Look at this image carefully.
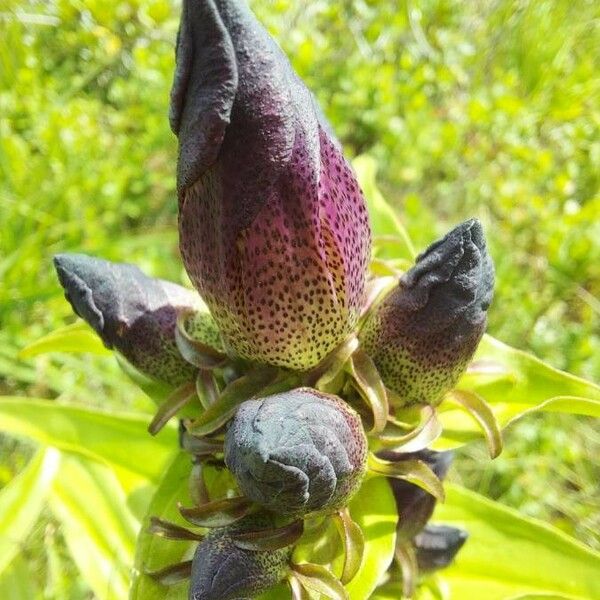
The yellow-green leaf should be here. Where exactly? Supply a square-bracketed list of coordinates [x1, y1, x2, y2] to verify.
[432, 485, 600, 599]
[436, 336, 600, 450]
[19, 321, 111, 358]
[0, 448, 60, 577]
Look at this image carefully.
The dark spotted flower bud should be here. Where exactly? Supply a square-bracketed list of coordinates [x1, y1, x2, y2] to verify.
[190, 514, 291, 600]
[172, 0, 371, 370]
[360, 219, 494, 406]
[54, 253, 219, 386]
[224, 388, 368, 516]
[382, 449, 453, 541]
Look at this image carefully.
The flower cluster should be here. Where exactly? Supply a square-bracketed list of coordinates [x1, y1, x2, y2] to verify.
[55, 1, 495, 598]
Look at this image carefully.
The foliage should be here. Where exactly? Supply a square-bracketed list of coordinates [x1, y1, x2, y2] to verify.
[1, 0, 599, 598]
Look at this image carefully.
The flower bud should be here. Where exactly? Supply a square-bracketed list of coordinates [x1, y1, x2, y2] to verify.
[381, 449, 453, 541]
[360, 219, 494, 406]
[171, 0, 371, 370]
[224, 388, 368, 516]
[190, 514, 291, 600]
[53, 253, 216, 386]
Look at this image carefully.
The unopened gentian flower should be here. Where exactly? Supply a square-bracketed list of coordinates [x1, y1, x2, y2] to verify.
[224, 388, 368, 516]
[189, 514, 291, 600]
[360, 219, 494, 406]
[171, 0, 371, 370]
[54, 253, 218, 386]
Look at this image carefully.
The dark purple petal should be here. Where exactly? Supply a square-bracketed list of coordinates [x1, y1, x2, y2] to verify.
[174, 0, 371, 370]
[360, 219, 494, 406]
[414, 524, 468, 572]
[54, 253, 208, 386]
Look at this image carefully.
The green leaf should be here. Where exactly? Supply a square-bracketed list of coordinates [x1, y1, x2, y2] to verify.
[368, 454, 445, 501]
[345, 477, 398, 600]
[0, 397, 177, 482]
[175, 311, 227, 369]
[0, 556, 37, 600]
[292, 562, 348, 600]
[374, 406, 441, 453]
[352, 155, 415, 260]
[506, 595, 585, 600]
[435, 335, 600, 449]
[148, 381, 197, 435]
[447, 390, 503, 458]
[49, 454, 139, 600]
[334, 509, 365, 585]
[346, 348, 389, 434]
[19, 321, 111, 358]
[0, 448, 60, 577]
[188, 368, 277, 436]
[432, 484, 600, 599]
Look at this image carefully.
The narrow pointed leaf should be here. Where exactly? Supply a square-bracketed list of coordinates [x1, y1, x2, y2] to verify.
[175, 312, 227, 369]
[188, 368, 277, 436]
[375, 406, 441, 452]
[306, 335, 359, 389]
[0, 448, 60, 578]
[19, 321, 111, 358]
[233, 519, 304, 551]
[148, 381, 196, 435]
[395, 540, 418, 599]
[195, 370, 219, 409]
[180, 432, 224, 457]
[147, 561, 193, 586]
[288, 574, 312, 600]
[179, 496, 253, 527]
[346, 348, 388, 433]
[49, 455, 139, 600]
[0, 398, 176, 482]
[368, 454, 445, 502]
[334, 509, 365, 585]
[448, 389, 503, 458]
[292, 563, 349, 600]
[189, 462, 210, 506]
[148, 517, 203, 541]
[436, 335, 600, 449]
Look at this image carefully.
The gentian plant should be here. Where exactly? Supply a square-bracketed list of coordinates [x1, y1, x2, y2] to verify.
[52, 0, 495, 597]
[26, 1, 595, 599]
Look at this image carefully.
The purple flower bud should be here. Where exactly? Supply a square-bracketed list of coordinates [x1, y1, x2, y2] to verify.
[224, 388, 368, 516]
[54, 253, 216, 386]
[360, 219, 494, 406]
[171, 0, 371, 370]
[381, 449, 453, 541]
[189, 514, 291, 600]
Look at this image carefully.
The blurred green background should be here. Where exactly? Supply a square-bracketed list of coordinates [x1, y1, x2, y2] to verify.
[1, 0, 599, 596]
